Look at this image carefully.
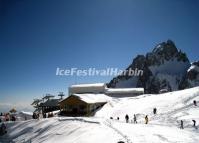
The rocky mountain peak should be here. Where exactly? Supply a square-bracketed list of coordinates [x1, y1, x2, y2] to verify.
[108, 40, 195, 94]
[146, 40, 188, 66]
[152, 40, 178, 56]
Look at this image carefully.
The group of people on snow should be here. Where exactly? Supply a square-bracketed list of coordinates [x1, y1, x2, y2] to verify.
[0, 113, 16, 122]
[180, 100, 198, 129]
[121, 108, 156, 124]
[180, 119, 197, 129]
[32, 112, 54, 120]
[0, 112, 16, 136]
[110, 101, 198, 130]
[123, 114, 149, 124]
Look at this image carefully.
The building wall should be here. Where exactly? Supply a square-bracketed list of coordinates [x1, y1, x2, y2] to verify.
[106, 92, 143, 97]
[59, 96, 106, 116]
[60, 96, 89, 115]
[68, 85, 105, 95]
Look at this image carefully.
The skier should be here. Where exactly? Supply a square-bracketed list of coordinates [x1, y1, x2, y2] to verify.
[145, 115, 149, 124]
[192, 120, 196, 127]
[180, 120, 184, 129]
[133, 114, 137, 124]
[125, 114, 129, 123]
[193, 100, 197, 106]
[153, 108, 157, 115]
[117, 117, 119, 120]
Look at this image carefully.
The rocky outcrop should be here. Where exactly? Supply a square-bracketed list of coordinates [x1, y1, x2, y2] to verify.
[179, 61, 199, 89]
[187, 61, 199, 80]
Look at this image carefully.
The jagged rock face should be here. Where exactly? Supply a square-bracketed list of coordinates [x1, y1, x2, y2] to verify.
[188, 61, 199, 80]
[108, 55, 148, 88]
[188, 69, 198, 80]
[108, 40, 193, 94]
[180, 61, 199, 89]
[147, 40, 178, 66]
[146, 40, 189, 66]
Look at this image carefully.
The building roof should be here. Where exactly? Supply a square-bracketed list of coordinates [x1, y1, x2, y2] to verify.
[70, 83, 105, 88]
[61, 93, 110, 104]
[105, 88, 144, 94]
[31, 99, 42, 105]
[40, 99, 61, 107]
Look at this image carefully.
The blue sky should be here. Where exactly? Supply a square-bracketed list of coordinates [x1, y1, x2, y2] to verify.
[0, 0, 198, 112]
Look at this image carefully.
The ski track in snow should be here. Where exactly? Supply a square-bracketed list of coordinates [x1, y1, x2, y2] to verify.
[103, 119, 133, 143]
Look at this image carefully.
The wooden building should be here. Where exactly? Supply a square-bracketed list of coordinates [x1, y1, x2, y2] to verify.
[59, 94, 109, 116]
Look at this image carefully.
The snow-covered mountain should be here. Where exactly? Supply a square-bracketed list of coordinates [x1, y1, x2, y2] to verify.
[108, 40, 198, 94]
[1, 87, 199, 143]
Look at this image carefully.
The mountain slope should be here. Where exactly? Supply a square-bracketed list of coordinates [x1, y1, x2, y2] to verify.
[1, 87, 199, 143]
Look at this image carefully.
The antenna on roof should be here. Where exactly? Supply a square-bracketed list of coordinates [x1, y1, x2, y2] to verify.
[58, 92, 65, 99]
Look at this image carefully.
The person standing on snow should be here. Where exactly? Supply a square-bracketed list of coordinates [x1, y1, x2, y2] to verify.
[125, 114, 129, 123]
[192, 120, 197, 129]
[180, 120, 184, 129]
[153, 108, 157, 115]
[193, 100, 197, 106]
[145, 115, 149, 124]
[133, 114, 137, 124]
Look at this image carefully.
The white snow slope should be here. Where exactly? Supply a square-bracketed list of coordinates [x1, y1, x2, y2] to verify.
[1, 87, 199, 143]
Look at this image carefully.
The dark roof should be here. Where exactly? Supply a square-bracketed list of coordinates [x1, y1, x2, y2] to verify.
[60, 94, 109, 104]
[39, 99, 61, 107]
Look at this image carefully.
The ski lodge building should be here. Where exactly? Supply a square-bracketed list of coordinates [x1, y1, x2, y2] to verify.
[59, 83, 144, 116]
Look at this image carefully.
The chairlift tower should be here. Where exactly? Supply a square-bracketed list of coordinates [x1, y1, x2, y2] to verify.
[58, 92, 65, 99]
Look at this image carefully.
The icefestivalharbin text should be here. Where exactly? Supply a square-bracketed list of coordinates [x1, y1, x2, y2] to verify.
[56, 67, 143, 77]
